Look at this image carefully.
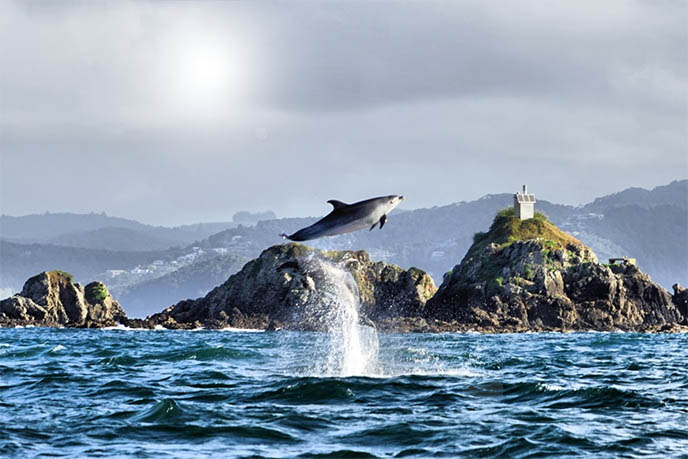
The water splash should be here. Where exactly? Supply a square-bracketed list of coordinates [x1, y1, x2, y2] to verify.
[285, 255, 468, 378]
[305, 256, 380, 377]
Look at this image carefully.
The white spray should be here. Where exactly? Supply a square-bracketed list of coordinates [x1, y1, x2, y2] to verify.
[306, 256, 380, 377]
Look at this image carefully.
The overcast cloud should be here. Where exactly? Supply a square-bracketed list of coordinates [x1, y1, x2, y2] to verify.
[1, 0, 686, 225]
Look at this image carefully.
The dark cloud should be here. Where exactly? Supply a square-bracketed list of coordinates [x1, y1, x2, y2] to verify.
[0, 0, 686, 225]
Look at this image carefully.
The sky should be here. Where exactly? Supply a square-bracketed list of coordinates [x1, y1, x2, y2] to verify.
[1, 0, 686, 226]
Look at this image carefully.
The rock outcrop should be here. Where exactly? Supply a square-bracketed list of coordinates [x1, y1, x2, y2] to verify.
[673, 284, 688, 320]
[147, 243, 437, 330]
[425, 209, 685, 332]
[0, 271, 126, 328]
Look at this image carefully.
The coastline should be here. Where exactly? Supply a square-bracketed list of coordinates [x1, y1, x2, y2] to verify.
[3, 320, 688, 334]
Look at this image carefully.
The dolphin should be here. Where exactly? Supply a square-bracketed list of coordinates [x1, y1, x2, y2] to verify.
[280, 195, 404, 242]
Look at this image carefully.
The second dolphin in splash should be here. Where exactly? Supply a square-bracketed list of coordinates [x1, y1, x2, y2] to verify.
[281, 195, 404, 242]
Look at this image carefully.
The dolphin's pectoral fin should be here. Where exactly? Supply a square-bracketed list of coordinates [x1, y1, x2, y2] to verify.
[369, 222, 377, 231]
[327, 200, 348, 210]
[379, 214, 387, 229]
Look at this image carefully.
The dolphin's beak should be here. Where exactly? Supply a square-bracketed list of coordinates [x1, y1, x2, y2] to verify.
[399, 195, 404, 201]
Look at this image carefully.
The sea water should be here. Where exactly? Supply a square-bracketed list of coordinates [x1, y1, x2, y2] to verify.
[1, 328, 687, 457]
[2, 259, 687, 457]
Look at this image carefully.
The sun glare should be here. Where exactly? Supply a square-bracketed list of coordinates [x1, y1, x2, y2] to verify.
[182, 45, 229, 95]
[163, 35, 250, 119]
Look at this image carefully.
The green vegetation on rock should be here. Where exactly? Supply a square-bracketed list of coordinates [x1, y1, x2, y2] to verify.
[47, 270, 74, 284]
[469, 208, 580, 257]
[459, 208, 587, 289]
[85, 282, 109, 304]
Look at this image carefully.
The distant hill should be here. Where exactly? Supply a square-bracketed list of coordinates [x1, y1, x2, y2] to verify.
[114, 253, 250, 317]
[0, 241, 182, 292]
[560, 204, 686, 289]
[1, 212, 146, 242]
[583, 180, 688, 212]
[232, 210, 277, 225]
[48, 227, 181, 251]
[0, 212, 238, 251]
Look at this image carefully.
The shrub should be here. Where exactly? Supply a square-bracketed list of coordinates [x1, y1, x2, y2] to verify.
[533, 212, 549, 222]
[49, 270, 73, 283]
[85, 282, 109, 304]
[473, 231, 488, 244]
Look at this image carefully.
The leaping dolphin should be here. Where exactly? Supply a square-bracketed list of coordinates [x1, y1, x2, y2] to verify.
[280, 195, 404, 242]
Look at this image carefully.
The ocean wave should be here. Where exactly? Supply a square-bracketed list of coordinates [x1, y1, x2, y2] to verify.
[101, 325, 150, 331]
[129, 398, 187, 423]
[494, 381, 664, 409]
[220, 327, 265, 333]
[2, 327, 687, 457]
[49, 344, 65, 352]
[250, 378, 359, 404]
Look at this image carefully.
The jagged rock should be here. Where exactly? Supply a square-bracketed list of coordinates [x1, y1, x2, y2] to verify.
[0, 271, 126, 327]
[673, 283, 688, 320]
[426, 209, 684, 331]
[147, 243, 437, 330]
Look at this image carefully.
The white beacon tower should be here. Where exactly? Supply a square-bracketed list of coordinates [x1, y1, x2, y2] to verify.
[513, 185, 536, 220]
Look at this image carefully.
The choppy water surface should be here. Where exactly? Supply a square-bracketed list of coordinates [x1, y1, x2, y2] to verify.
[1, 328, 687, 457]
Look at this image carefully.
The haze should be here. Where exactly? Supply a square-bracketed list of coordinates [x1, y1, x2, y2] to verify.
[1, 0, 686, 226]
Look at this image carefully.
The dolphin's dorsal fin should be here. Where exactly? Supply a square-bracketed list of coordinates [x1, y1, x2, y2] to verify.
[327, 200, 348, 210]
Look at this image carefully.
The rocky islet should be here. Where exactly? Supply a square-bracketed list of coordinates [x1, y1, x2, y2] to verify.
[0, 271, 126, 328]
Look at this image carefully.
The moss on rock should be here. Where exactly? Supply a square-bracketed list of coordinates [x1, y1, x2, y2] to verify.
[85, 282, 109, 304]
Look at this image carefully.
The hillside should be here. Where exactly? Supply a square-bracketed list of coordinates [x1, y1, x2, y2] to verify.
[0, 212, 237, 249]
[48, 227, 182, 252]
[0, 241, 183, 292]
[114, 253, 250, 317]
[583, 180, 688, 213]
[0, 212, 148, 242]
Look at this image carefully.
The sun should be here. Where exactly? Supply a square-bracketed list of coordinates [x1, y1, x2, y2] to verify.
[164, 36, 250, 118]
[181, 44, 230, 97]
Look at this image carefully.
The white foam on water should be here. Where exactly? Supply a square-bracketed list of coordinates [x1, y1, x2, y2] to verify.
[539, 382, 584, 392]
[294, 255, 483, 379]
[50, 344, 65, 352]
[306, 256, 380, 377]
[101, 324, 266, 332]
[102, 324, 149, 331]
[219, 327, 264, 333]
[405, 366, 483, 378]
